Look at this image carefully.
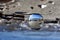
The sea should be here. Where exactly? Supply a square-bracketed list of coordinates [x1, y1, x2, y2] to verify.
[0, 24, 60, 40]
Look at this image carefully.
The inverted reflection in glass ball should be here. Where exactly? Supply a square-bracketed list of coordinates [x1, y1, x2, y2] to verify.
[28, 13, 43, 30]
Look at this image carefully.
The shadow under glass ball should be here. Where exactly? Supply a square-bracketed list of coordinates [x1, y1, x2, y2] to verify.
[31, 28, 41, 30]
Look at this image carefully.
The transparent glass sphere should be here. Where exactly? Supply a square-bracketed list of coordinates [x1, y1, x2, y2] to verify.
[28, 13, 43, 29]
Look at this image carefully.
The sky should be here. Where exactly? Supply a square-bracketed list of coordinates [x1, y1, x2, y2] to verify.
[29, 14, 43, 20]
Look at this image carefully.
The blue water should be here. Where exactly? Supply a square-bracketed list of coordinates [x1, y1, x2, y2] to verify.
[0, 31, 60, 40]
[0, 24, 60, 40]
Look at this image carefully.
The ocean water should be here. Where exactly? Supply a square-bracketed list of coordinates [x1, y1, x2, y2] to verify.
[0, 31, 60, 40]
[0, 24, 60, 40]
